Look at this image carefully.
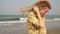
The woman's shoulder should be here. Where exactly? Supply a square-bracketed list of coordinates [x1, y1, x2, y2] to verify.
[27, 11, 36, 17]
[28, 11, 35, 15]
[29, 11, 34, 14]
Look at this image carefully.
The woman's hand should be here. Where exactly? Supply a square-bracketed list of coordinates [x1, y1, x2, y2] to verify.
[33, 6, 39, 13]
[33, 6, 42, 20]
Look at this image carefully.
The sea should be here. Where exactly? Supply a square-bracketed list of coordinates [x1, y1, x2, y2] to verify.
[0, 15, 60, 34]
[0, 15, 60, 21]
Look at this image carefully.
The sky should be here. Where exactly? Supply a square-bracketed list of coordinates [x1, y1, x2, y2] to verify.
[0, 0, 60, 15]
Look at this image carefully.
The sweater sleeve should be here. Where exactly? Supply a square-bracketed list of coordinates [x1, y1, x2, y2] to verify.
[27, 12, 38, 25]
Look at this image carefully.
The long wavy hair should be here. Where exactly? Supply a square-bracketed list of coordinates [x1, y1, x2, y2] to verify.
[19, 1, 51, 15]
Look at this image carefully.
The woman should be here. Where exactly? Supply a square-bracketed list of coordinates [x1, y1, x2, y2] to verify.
[27, 1, 51, 34]
[19, 0, 51, 34]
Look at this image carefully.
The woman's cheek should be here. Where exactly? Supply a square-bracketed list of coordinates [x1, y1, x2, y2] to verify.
[45, 11, 48, 13]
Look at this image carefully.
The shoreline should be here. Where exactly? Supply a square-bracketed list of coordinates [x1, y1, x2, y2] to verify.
[0, 19, 60, 23]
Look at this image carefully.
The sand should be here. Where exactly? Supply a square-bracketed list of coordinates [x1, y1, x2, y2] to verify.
[0, 20, 60, 34]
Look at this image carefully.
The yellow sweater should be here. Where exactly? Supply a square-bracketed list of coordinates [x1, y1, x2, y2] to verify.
[27, 12, 46, 34]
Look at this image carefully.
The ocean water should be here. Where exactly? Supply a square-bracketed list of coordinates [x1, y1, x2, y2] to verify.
[0, 15, 60, 21]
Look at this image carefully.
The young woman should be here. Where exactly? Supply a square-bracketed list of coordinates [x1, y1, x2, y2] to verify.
[19, 0, 51, 34]
[27, 1, 51, 34]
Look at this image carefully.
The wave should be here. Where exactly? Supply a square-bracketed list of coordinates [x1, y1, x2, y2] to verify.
[0, 18, 60, 23]
[53, 18, 60, 20]
[0, 20, 60, 23]
[19, 18, 60, 21]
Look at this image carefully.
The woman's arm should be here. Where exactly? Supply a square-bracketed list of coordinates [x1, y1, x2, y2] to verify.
[33, 6, 41, 20]
[33, 6, 44, 28]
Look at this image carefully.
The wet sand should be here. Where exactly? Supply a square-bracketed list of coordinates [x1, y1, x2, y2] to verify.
[0, 20, 60, 34]
[47, 28, 60, 34]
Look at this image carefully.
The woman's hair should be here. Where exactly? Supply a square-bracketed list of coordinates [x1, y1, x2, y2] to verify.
[20, 1, 51, 14]
[34, 1, 51, 9]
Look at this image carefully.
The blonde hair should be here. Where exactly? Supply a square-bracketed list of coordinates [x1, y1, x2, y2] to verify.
[19, 1, 51, 15]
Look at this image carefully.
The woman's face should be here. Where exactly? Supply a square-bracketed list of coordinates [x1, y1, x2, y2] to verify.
[40, 7, 49, 15]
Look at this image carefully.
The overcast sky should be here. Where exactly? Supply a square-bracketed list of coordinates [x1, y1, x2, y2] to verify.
[0, 0, 60, 15]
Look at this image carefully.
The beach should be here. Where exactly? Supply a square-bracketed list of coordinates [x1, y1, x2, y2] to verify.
[0, 20, 60, 34]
